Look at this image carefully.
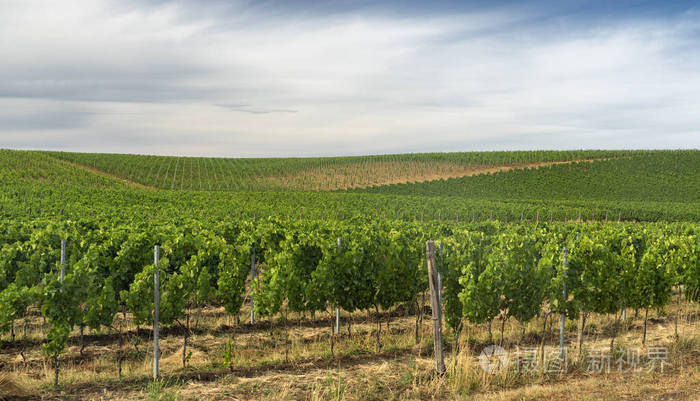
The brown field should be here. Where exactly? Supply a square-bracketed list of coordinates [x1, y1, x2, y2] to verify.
[264, 158, 618, 191]
[1, 295, 698, 401]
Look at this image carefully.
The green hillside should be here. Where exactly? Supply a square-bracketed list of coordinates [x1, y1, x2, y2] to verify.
[2, 149, 700, 222]
[353, 150, 700, 204]
[0, 149, 130, 191]
[43, 149, 631, 191]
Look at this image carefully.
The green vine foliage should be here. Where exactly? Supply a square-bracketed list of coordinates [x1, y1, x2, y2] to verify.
[0, 216, 698, 380]
[442, 230, 490, 329]
[631, 236, 673, 311]
[455, 231, 501, 326]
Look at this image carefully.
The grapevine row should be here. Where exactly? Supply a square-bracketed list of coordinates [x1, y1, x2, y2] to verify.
[1, 218, 698, 383]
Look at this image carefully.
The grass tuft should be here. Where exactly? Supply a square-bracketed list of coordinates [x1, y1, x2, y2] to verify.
[0, 373, 29, 399]
[147, 378, 180, 401]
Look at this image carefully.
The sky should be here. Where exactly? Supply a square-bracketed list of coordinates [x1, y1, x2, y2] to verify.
[1, 0, 699, 157]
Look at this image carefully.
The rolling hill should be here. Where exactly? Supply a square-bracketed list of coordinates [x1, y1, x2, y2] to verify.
[42, 150, 632, 191]
[2, 148, 699, 222]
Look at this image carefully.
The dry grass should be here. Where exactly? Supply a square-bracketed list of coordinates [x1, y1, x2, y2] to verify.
[465, 366, 700, 401]
[1, 298, 698, 400]
[0, 372, 28, 400]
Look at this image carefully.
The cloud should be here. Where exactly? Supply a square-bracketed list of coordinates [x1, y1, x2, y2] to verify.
[216, 104, 298, 114]
[0, 0, 699, 156]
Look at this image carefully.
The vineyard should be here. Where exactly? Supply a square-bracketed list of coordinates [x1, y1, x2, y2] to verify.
[352, 150, 700, 204]
[43, 150, 633, 191]
[4, 149, 700, 223]
[1, 216, 699, 399]
[1, 149, 700, 400]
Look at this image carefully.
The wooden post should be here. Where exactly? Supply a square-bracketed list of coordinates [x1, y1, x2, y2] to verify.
[559, 247, 567, 359]
[153, 245, 160, 380]
[426, 241, 445, 375]
[437, 242, 443, 306]
[250, 246, 256, 324]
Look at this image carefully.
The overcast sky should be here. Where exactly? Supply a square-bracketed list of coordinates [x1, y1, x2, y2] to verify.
[1, 0, 699, 157]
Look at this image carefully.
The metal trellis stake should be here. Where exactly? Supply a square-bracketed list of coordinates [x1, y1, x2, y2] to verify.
[60, 239, 66, 283]
[335, 237, 341, 334]
[560, 246, 568, 359]
[250, 245, 256, 324]
[153, 245, 160, 380]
